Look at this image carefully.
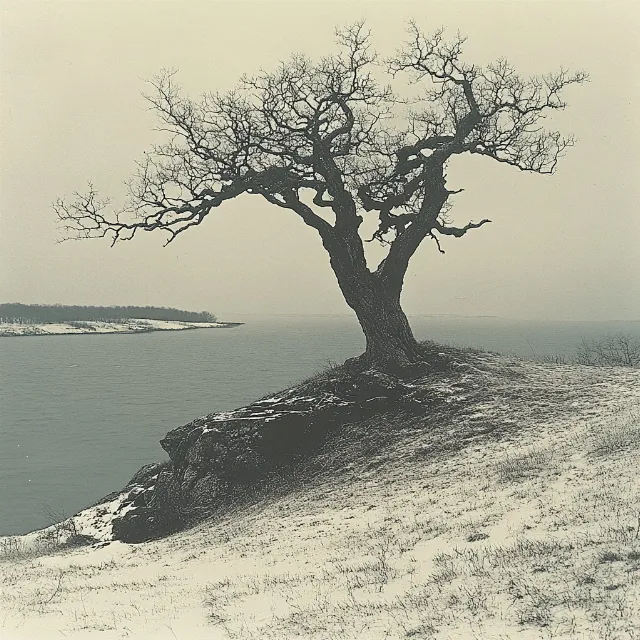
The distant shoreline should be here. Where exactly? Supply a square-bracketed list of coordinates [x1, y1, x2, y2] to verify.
[0, 319, 243, 338]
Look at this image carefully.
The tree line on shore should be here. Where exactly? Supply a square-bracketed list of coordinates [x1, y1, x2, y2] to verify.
[0, 303, 217, 324]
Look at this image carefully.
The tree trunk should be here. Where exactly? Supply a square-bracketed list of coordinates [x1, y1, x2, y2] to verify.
[327, 253, 420, 368]
[319, 217, 423, 370]
[350, 280, 421, 368]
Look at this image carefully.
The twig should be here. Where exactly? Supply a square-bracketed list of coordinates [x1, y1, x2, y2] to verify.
[42, 571, 65, 604]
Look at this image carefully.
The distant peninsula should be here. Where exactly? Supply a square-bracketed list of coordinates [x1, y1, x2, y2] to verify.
[0, 303, 242, 337]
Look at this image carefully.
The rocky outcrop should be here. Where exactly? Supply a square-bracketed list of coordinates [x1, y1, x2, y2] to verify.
[75, 345, 640, 545]
[110, 366, 447, 543]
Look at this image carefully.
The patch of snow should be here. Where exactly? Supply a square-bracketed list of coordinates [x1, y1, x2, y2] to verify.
[72, 493, 133, 542]
[0, 319, 236, 337]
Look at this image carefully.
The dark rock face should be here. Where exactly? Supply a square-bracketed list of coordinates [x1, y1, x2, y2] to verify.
[110, 368, 437, 543]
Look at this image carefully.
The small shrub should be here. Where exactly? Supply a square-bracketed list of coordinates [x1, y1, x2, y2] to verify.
[516, 601, 552, 627]
[495, 447, 554, 482]
[590, 411, 640, 455]
[598, 550, 623, 563]
[536, 354, 569, 365]
[61, 533, 98, 548]
[405, 623, 437, 638]
[39, 505, 85, 547]
[576, 333, 640, 367]
[67, 321, 97, 331]
[466, 532, 490, 542]
[0, 536, 23, 561]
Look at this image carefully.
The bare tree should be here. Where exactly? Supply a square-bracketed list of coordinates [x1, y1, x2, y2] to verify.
[576, 334, 640, 367]
[56, 22, 587, 369]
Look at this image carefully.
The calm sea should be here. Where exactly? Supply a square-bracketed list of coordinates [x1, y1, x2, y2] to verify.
[1, 314, 638, 536]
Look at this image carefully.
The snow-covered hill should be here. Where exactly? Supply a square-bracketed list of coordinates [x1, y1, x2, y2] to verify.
[1, 352, 638, 640]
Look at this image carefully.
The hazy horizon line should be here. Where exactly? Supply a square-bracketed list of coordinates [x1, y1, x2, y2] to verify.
[2, 303, 638, 324]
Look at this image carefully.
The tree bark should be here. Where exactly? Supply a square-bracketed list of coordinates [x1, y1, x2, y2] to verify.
[323, 231, 420, 369]
[349, 278, 421, 368]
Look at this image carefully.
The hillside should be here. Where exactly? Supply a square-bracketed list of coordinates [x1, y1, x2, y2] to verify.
[1, 348, 639, 640]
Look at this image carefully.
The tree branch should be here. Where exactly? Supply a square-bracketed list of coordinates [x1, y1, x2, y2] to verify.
[432, 218, 491, 237]
[56, 20, 585, 303]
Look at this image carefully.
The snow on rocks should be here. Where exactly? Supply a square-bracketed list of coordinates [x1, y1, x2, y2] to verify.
[106, 368, 428, 542]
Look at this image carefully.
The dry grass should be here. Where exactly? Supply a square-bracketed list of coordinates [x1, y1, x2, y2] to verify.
[494, 446, 557, 482]
[589, 409, 640, 456]
[0, 515, 96, 564]
[1, 356, 639, 640]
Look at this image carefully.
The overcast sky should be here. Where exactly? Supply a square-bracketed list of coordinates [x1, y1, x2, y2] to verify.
[1, 0, 638, 321]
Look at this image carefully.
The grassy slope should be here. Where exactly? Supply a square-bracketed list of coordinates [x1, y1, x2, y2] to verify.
[1, 352, 639, 640]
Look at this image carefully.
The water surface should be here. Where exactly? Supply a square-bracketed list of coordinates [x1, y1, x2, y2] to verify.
[1, 315, 638, 535]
